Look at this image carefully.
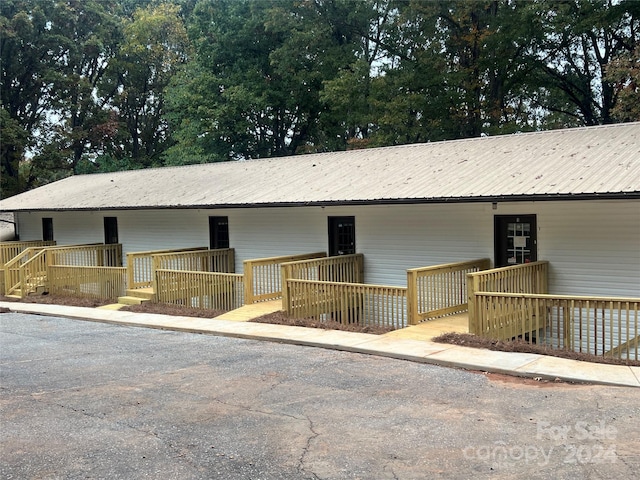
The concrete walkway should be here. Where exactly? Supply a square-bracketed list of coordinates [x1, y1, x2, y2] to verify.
[1, 300, 638, 388]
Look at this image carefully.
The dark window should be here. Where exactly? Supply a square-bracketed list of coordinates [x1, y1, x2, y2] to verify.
[104, 217, 119, 244]
[494, 215, 537, 267]
[42, 218, 54, 241]
[328, 216, 355, 256]
[209, 216, 230, 249]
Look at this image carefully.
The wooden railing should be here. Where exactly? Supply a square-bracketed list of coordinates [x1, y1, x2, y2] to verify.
[472, 292, 640, 360]
[243, 252, 326, 304]
[48, 265, 127, 300]
[48, 244, 123, 267]
[155, 269, 244, 311]
[0, 240, 55, 264]
[152, 248, 235, 275]
[467, 261, 549, 334]
[281, 254, 365, 309]
[4, 247, 48, 297]
[150, 248, 235, 296]
[1, 241, 56, 293]
[407, 258, 490, 324]
[4, 244, 123, 298]
[126, 247, 207, 290]
[284, 279, 407, 329]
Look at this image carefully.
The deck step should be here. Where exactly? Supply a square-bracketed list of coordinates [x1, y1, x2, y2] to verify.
[5, 294, 21, 300]
[125, 288, 155, 300]
[117, 296, 150, 306]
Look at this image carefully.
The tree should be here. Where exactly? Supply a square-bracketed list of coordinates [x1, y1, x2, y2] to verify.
[525, 0, 639, 126]
[101, 2, 189, 169]
[163, 0, 368, 163]
[1, 0, 124, 196]
[365, 0, 543, 145]
[318, 0, 396, 149]
[1, 0, 65, 196]
[606, 43, 640, 122]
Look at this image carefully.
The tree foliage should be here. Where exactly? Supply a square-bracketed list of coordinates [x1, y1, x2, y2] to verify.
[1, 0, 638, 198]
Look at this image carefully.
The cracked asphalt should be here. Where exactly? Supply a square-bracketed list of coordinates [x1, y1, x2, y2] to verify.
[1, 313, 639, 480]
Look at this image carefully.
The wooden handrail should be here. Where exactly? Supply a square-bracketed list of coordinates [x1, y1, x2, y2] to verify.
[48, 265, 127, 300]
[471, 291, 640, 360]
[244, 252, 326, 304]
[280, 254, 364, 309]
[284, 278, 407, 329]
[406, 258, 490, 325]
[0, 240, 55, 265]
[4, 247, 46, 296]
[4, 244, 123, 297]
[467, 261, 549, 334]
[150, 248, 235, 294]
[155, 269, 244, 311]
[126, 247, 207, 290]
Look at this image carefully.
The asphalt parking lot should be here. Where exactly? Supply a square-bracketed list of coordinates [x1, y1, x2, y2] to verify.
[1, 312, 639, 479]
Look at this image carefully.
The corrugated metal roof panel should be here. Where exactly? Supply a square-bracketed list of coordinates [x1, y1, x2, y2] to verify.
[1, 123, 639, 212]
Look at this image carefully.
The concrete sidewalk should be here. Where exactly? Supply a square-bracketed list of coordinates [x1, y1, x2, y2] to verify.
[2, 301, 639, 388]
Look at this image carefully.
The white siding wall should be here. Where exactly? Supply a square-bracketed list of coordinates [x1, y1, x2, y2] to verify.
[15, 199, 640, 297]
[17, 211, 105, 245]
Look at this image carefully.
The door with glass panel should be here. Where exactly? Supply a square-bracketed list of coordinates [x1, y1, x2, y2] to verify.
[494, 215, 537, 267]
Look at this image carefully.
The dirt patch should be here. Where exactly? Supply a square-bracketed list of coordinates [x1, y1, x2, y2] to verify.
[473, 371, 583, 387]
[250, 310, 395, 335]
[434, 332, 640, 367]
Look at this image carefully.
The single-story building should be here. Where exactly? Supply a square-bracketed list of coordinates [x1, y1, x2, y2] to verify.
[1, 122, 639, 300]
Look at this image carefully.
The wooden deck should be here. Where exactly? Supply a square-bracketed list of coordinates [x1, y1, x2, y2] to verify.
[215, 300, 283, 322]
[383, 312, 469, 341]
[218, 301, 468, 341]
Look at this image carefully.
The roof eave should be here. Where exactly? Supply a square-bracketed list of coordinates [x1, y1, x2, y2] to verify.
[2, 192, 639, 213]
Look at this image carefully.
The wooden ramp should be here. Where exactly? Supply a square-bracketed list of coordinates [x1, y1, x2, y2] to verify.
[215, 300, 283, 322]
[384, 312, 469, 342]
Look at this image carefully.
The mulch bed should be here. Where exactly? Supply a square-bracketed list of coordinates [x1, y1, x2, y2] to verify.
[250, 310, 395, 335]
[120, 302, 226, 318]
[433, 332, 640, 367]
[2, 294, 638, 366]
[0, 294, 113, 308]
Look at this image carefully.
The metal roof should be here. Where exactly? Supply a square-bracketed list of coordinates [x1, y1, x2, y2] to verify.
[1, 123, 639, 212]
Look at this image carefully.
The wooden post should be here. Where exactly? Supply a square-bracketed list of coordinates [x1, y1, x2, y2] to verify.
[356, 254, 365, 283]
[96, 246, 104, 267]
[281, 263, 291, 315]
[467, 272, 478, 335]
[151, 255, 160, 296]
[228, 248, 235, 273]
[406, 269, 418, 325]
[126, 253, 134, 291]
[243, 259, 254, 305]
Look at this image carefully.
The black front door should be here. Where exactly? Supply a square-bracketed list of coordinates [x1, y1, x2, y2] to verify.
[209, 216, 229, 249]
[42, 218, 54, 241]
[104, 217, 118, 244]
[494, 215, 537, 267]
[328, 216, 355, 256]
